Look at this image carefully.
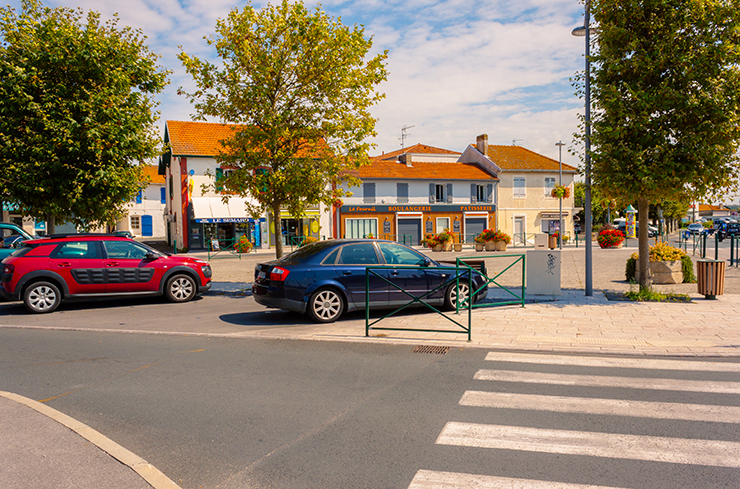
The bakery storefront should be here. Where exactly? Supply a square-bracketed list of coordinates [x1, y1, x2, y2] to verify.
[188, 197, 265, 250]
[340, 204, 496, 246]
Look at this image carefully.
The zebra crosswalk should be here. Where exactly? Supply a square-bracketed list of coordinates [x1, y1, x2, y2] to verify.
[408, 352, 740, 488]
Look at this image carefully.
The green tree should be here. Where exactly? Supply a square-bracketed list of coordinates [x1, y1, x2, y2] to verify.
[178, 0, 388, 258]
[0, 0, 169, 232]
[585, 0, 740, 289]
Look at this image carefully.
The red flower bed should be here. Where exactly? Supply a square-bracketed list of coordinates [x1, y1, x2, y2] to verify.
[597, 229, 624, 248]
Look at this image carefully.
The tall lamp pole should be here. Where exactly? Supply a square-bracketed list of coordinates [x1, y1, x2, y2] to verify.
[556, 141, 566, 250]
[572, 1, 595, 296]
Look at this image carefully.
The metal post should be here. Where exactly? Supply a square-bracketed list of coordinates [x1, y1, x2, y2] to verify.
[556, 141, 565, 250]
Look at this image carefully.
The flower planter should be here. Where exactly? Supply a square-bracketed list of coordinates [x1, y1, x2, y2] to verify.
[432, 244, 443, 252]
[548, 235, 557, 249]
[635, 260, 683, 284]
[453, 243, 463, 252]
[599, 241, 624, 249]
[475, 243, 485, 252]
[484, 241, 496, 251]
[494, 240, 507, 251]
[442, 241, 453, 252]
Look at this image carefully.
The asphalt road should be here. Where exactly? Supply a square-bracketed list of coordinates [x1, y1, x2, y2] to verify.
[1, 321, 739, 488]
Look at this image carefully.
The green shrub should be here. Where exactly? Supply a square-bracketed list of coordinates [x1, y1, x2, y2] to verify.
[625, 257, 636, 281]
[682, 255, 696, 283]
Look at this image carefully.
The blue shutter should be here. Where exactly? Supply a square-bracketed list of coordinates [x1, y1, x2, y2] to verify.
[141, 215, 153, 236]
[135, 191, 142, 204]
[160, 187, 166, 204]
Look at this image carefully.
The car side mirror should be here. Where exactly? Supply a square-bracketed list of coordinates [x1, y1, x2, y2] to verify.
[145, 252, 159, 261]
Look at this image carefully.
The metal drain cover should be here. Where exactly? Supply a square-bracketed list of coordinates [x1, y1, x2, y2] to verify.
[413, 345, 450, 355]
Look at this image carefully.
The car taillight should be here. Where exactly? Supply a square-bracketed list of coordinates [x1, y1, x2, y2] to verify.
[270, 266, 290, 282]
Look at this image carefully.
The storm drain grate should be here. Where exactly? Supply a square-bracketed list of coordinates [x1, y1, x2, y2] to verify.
[413, 345, 451, 355]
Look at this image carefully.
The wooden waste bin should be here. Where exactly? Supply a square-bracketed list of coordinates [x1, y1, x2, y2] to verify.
[697, 259, 725, 300]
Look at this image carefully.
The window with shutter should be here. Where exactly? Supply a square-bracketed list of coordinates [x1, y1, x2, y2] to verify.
[363, 183, 376, 204]
[397, 183, 409, 203]
[513, 177, 526, 198]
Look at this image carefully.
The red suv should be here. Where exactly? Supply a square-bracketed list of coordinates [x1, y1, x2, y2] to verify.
[1, 234, 212, 313]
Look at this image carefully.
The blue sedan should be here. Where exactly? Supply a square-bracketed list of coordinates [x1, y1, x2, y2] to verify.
[252, 239, 488, 323]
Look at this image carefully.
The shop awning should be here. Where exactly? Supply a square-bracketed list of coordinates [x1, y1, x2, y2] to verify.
[192, 197, 251, 223]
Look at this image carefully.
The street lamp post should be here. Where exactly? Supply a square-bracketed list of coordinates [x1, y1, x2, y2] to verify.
[572, 1, 595, 296]
[556, 141, 565, 249]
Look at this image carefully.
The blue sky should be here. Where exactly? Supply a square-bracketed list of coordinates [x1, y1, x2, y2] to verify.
[7, 0, 589, 165]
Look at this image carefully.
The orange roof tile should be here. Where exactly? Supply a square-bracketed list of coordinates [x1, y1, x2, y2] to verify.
[167, 120, 237, 156]
[141, 165, 164, 184]
[485, 145, 578, 172]
[372, 143, 460, 161]
[351, 159, 496, 180]
[698, 204, 730, 212]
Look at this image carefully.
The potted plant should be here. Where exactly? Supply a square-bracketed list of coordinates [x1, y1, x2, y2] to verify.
[474, 234, 485, 252]
[422, 233, 442, 251]
[551, 185, 570, 199]
[234, 235, 253, 253]
[597, 228, 625, 248]
[479, 229, 497, 251]
[436, 229, 454, 251]
[492, 230, 511, 251]
[626, 241, 694, 284]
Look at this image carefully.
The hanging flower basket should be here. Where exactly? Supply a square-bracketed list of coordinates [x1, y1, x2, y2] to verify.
[551, 185, 571, 199]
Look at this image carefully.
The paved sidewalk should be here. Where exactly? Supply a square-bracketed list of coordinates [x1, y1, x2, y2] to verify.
[0, 392, 179, 489]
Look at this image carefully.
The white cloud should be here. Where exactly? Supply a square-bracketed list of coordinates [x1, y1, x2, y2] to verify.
[6, 0, 588, 169]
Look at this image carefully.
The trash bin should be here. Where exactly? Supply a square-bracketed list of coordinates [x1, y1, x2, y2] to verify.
[697, 259, 725, 300]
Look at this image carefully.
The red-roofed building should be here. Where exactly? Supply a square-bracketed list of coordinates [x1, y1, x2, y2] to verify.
[158, 121, 331, 250]
[337, 143, 498, 245]
[458, 135, 580, 243]
[114, 165, 167, 238]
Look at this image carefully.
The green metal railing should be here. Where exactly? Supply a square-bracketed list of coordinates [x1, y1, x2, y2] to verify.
[365, 265, 473, 340]
[206, 237, 255, 260]
[456, 254, 526, 310]
[289, 235, 326, 251]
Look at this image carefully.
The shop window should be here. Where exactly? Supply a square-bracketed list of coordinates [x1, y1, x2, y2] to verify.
[513, 177, 526, 198]
[345, 218, 377, 239]
[545, 177, 556, 197]
[437, 217, 450, 233]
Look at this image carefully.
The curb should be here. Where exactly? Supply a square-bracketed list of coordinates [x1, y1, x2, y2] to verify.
[0, 391, 181, 489]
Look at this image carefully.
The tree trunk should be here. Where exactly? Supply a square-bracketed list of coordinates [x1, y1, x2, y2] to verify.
[45, 213, 55, 235]
[638, 197, 651, 291]
[272, 202, 284, 259]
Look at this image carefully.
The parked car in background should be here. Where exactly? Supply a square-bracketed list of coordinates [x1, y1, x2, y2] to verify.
[0, 222, 33, 261]
[113, 230, 134, 238]
[687, 223, 705, 235]
[1, 234, 212, 313]
[252, 239, 489, 323]
[718, 222, 740, 241]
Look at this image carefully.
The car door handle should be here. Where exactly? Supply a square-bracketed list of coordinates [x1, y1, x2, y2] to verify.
[391, 271, 399, 276]
[343, 271, 353, 276]
[57, 262, 71, 268]
[106, 262, 119, 267]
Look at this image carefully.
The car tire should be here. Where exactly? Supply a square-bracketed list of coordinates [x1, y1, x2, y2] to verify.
[307, 288, 345, 323]
[165, 274, 197, 303]
[23, 281, 61, 314]
[444, 280, 472, 310]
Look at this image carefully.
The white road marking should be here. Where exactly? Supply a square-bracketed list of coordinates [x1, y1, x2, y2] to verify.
[474, 369, 740, 394]
[459, 390, 740, 423]
[408, 470, 625, 488]
[485, 352, 740, 372]
[436, 422, 740, 468]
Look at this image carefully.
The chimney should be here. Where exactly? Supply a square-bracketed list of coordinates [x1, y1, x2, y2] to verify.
[476, 134, 488, 155]
[400, 153, 412, 167]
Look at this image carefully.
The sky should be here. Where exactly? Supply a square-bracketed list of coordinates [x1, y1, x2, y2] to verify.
[5, 0, 738, 206]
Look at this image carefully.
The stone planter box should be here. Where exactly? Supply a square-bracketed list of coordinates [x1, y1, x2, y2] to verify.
[475, 243, 485, 252]
[494, 240, 508, 251]
[453, 243, 463, 252]
[484, 241, 495, 251]
[442, 241, 453, 252]
[432, 244, 443, 252]
[635, 260, 683, 284]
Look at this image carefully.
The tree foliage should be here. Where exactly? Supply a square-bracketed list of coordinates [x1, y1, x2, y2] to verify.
[178, 0, 388, 258]
[584, 0, 740, 288]
[0, 0, 169, 231]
